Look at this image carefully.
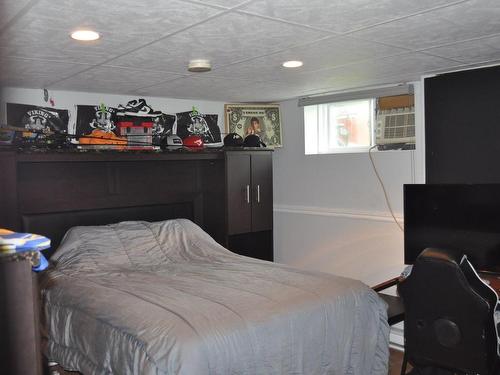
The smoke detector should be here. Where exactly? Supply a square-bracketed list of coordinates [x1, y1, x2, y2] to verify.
[188, 59, 212, 73]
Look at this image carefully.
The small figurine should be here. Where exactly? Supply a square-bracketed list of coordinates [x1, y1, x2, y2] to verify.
[0, 229, 50, 271]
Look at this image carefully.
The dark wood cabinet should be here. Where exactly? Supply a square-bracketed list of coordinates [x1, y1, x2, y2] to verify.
[226, 153, 252, 235]
[0, 149, 273, 261]
[225, 151, 273, 261]
[250, 153, 273, 233]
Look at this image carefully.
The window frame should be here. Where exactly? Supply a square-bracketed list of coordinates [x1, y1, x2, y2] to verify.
[304, 97, 376, 155]
[301, 85, 415, 155]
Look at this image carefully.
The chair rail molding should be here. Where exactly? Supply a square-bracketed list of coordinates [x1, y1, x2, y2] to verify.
[274, 204, 403, 223]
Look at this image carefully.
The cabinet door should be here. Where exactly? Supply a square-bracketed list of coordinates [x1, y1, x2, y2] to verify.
[251, 153, 273, 232]
[226, 153, 252, 235]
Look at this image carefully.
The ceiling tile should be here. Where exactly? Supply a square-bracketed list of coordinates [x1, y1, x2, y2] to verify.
[225, 81, 308, 102]
[50, 66, 185, 94]
[1, 0, 499, 102]
[255, 52, 461, 95]
[237, 0, 462, 33]
[351, 0, 500, 50]
[422, 34, 500, 64]
[132, 68, 418, 103]
[182, 0, 253, 8]
[311, 52, 460, 83]
[0, 74, 55, 89]
[205, 35, 407, 81]
[0, 0, 222, 64]
[0, 57, 92, 88]
[132, 75, 253, 101]
[131, 74, 307, 103]
[108, 12, 330, 73]
[0, 0, 33, 30]
[0, 23, 123, 65]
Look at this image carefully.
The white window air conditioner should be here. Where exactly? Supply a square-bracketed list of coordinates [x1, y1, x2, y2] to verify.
[375, 106, 415, 145]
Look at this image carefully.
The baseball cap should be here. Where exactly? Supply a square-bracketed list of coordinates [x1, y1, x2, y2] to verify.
[223, 133, 244, 147]
[243, 134, 266, 148]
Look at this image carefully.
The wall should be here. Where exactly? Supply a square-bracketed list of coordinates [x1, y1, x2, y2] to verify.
[273, 82, 424, 286]
[0, 87, 225, 134]
[272, 82, 424, 347]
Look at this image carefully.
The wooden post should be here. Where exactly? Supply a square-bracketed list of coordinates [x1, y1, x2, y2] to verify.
[0, 254, 41, 375]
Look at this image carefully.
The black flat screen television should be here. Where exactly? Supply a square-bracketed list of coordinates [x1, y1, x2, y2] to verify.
[404, 184, 500, 273]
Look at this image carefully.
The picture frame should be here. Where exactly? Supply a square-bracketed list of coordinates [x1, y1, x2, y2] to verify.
[224, 104, 282, 148]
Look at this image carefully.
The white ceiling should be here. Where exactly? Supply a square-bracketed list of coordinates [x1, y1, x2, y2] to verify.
[1, 0, 500, 102]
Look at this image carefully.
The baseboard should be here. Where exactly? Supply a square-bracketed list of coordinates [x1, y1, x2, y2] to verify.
[274, 204, 403, 223]
[389, 325, 404, 351]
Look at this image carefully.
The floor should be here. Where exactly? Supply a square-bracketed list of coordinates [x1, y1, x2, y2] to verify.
[389, 348, 408, 375]
[47, 350, 408, 375]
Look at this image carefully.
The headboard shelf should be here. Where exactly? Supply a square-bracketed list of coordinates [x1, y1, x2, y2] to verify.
[0, 150, 226, 255]
[12, 149, 224, 163]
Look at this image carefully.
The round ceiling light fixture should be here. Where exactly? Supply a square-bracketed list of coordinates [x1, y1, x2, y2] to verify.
[188, 59, 212, 73]
[282, 60, 303, 68]
[70, 29, 100, 41]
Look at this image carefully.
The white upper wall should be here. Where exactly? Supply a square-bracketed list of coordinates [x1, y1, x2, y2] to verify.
[273, 81, 424, 215]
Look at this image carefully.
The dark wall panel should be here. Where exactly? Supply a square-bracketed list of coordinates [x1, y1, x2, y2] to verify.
[425, 65, 500, 183]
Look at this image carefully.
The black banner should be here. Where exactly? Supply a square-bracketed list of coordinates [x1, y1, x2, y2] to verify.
[76, 105, 119, 137]
[7, 103, 69, 144]
[152, 114, 176, 144]
[76, 105, 176, 144]
[175, 111, 221, 144]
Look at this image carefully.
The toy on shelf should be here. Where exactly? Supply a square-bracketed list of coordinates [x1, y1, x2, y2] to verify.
[78, 128, 128, 149]
[114, 99, 163, 149]
[0, 229, 50, 271]
[117, 121, 153, 150]
[78, 103, 128, 149]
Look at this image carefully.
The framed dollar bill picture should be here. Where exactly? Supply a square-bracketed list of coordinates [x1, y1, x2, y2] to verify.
[224, 104, 282, 147]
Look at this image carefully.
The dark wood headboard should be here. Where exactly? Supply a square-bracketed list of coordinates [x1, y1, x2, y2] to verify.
[0, 150, 226, 257]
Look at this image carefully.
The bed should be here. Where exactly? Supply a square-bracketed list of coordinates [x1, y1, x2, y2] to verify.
[40, 218, 389, 375]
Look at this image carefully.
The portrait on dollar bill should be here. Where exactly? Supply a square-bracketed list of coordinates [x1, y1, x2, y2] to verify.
[224, 104, 282, 148]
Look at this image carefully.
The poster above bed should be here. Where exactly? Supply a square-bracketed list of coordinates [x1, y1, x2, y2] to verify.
[6, 103, 69, 146]
[3, 97, 225, 151]
[175, 108, 222, 146]
[76, 102, 176, 149]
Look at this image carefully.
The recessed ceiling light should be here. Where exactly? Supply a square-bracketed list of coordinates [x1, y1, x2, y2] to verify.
[282, 60, 303, 68]
[70, 30, 100, 41]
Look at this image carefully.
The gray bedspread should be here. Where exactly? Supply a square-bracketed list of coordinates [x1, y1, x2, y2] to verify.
[41, 219, 389, 375]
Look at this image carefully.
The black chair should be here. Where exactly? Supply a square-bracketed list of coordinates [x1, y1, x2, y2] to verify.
[398, 248, 500, 375]
[372, 277, 405, 326]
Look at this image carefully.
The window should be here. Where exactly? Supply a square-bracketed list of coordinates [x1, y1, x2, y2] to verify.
[304, 99, 374, 154]
[301, 86, 415, 155]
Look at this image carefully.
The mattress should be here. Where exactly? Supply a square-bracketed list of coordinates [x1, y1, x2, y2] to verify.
[41, 219, 389, 374]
